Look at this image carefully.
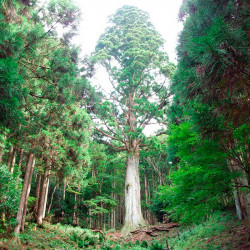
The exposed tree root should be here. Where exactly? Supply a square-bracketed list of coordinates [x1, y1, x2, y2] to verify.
[131, 223, 179, 236]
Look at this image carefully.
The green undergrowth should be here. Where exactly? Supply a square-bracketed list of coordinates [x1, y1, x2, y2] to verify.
[0, 222, 167, 250]
[100, 240, 166, 250]
[0, 212, 246, 249]
[0, 223, 104, 249]
[168, 212, 241, 250]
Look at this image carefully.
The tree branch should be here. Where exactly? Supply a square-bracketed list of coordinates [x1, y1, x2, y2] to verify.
[147, 131, 167, 139]
[98, 140, 126, 151]
[94, 126, 121, 142]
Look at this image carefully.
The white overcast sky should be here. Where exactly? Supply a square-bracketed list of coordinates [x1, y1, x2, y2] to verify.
[74, 0, 183, 63]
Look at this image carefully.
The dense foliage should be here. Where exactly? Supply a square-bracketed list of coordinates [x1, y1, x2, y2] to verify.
[157, 0, 249, 225]
[0, 0, 249, 248]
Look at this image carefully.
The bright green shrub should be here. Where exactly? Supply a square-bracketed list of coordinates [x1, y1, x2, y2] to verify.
[0, 164, 21, 221]
[158, 122, 233, 224]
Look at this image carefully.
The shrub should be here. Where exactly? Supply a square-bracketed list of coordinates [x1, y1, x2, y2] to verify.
[0, 164, 21, 223]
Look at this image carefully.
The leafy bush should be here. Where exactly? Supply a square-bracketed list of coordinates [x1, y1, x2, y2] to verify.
[159, 122, 233, 224]
[0, 164, 21, 222]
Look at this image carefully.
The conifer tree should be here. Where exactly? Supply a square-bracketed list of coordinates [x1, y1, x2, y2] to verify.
[165, 0, 250, 225]
[93, 5, 174, 234]
[0, 0, 93, 236]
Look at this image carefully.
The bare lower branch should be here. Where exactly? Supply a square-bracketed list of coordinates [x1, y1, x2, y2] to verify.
[98, 140, 126, 151]
[147, 131, 166, 139]
[94, 126, 121, 141]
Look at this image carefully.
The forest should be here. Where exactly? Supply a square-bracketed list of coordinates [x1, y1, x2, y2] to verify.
[0, 0, 249, 249]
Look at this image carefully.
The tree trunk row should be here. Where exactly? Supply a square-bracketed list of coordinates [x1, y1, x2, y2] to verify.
[14, 153, 35, 236]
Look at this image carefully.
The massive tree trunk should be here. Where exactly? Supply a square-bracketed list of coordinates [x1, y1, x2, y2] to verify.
[121, 150, 147, 235]
[14, 153, 35, 237]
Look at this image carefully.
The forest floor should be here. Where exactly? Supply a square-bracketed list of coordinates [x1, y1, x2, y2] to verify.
[0, 212, 249, 249]
[105, 215, 250, 250]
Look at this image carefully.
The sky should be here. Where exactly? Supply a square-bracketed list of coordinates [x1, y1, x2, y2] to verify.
[74, 0, 183, 62]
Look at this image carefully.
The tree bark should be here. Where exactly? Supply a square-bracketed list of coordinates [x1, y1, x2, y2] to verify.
[111, 184, 116, 229]
[42, 177, 50, 218]
[16, 149, 24, 187]
[10, 148, 17, 174]
[18, 149, 24, 169]
[100, 201, 103, 229]
[14, 153, 35, 237]
[61, 181, 66, 218]
[6, 146, 13, 168]
[0, 146, 3, 165]
[21, 156, 35, 231]
[33, 174, 41, 216]
[72, 193, 77, 225]
[119, 195, 123, 225]
[47, 183, 58, 215]
[228, 159, 250, 226]
[37, 166, 50, 225]
[72, 188, 80, 226]
[121, 151, 147, 235]
[144, 173, 149, 223]
[88, 209, 92, 228]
